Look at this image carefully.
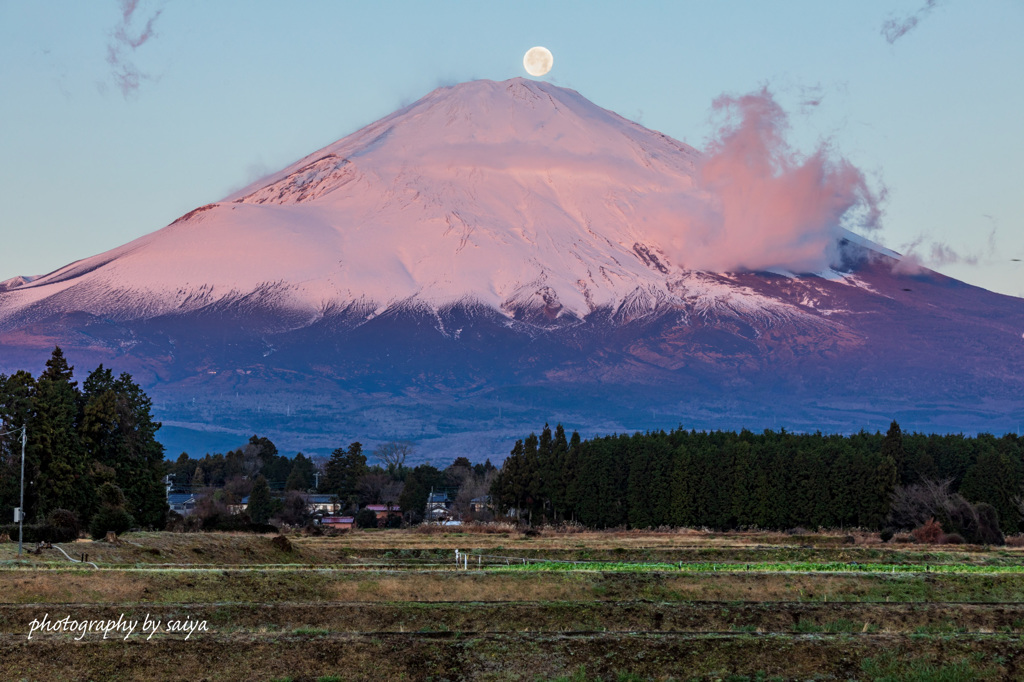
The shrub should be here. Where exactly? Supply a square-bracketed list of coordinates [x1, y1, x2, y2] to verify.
[46, 509, 81, 542]
[355, 508, 379, 529]
[911, 518, 943, 544]
[275, 490, 311, 527]
[0, 523, 52, 544]
[191, 495, 230, 529]
[89, 507, 135, 540]
[248, 476, 272, 525]
[414, 523, 444, 534]
[879, 528, 895, 543]
[889, 478, 1006, 545]
[165, 510, 185, 531]
[975, 503, 1005, 546]
[97, 482, 127, 509]
[90, 483, 135, 539]
[4, 511, 86, 543]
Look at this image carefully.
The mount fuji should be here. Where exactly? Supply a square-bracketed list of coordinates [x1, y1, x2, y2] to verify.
[2, 78, 1023, 460]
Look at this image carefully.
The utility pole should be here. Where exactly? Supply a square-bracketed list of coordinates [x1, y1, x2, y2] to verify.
[2, 425, 27, 557]
[19, 425, 26, 558]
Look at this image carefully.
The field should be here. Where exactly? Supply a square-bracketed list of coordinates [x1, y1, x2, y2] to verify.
[2, 528, 1024, 681]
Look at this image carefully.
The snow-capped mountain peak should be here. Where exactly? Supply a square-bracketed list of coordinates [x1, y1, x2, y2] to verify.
[0, 78, 834, 329]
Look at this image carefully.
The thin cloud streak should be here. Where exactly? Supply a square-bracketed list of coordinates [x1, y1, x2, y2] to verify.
[107, 0, 163, 97]
[882, 0, 940, 44]
[893, 222, 998, 275]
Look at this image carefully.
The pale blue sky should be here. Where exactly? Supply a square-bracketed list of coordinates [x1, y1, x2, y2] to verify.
[1, 1, 1022, 296]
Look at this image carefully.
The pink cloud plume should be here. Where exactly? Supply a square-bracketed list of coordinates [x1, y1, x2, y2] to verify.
[659, 88, 881, 273]
[107, 0, 163, 97]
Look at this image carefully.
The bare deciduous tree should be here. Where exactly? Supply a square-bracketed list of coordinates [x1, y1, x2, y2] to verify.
[889, 477, 1003, 545]
[888, 478, 959, 530]
[357, 472, 404, 508]
[373, 441, 414, 471]
[452, 469, 496, 522]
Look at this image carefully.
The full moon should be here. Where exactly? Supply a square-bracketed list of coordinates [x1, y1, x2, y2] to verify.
[523, 46, 554, 77]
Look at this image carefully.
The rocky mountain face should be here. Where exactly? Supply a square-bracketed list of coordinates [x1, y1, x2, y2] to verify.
[2, 78, 1022, 459]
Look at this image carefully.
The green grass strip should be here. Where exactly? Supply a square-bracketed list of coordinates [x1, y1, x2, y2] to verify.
[488, 560, 1024, 575]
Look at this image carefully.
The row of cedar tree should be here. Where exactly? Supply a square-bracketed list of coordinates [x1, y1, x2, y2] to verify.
[3, 349, 1023, 536]
[0, 349, 166, 536]
[490, 423, 1024, 535]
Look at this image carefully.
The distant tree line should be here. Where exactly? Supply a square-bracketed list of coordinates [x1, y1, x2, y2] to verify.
[0, 348, 167, 539]
[165, 435, 318, 495]
[490, 422, 1024, 537]
[166, 435, 498, 527]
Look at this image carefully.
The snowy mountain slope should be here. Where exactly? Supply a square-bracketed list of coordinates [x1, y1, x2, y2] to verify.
[0, 78, 858, 330]
[1, 78, 1022, 458]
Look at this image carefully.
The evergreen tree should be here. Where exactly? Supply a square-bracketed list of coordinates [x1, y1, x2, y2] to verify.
[626, 434, 652, 528]
[398, 471, 427, 520]
[670, 444, 695, 527]
[572, 438, 603, 526]
[882, 420, 909, 485]
[562, 430, 582, 521]
[248, 475, 272, 524]
[864, 452, 898, 529]
[88, 482, 135, 539]
[79, 366, 167, 528]
[398, 464, 442, 521]
[522, 433, 542, 523]
[33, 347, 90, 520]
[729, 440, 756, 529]
[547, 424, 569, 520]
[0, 371, 37, 521]
[284, 453, 316, 491]
[323, 442, 368, 507]
[960, 442, 1020, 534]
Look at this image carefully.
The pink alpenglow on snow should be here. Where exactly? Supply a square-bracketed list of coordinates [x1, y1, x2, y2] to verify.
[0, 78, 881, 330]
[1, 77, 1023, 455]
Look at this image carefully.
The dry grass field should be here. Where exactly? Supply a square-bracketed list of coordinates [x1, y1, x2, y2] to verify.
[2, 527, 1024, 680]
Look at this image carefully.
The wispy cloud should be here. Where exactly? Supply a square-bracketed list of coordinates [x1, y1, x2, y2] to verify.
[882, 0, 940, 45]
[107, 0, 163, 97]
[893, 220, 998, 274]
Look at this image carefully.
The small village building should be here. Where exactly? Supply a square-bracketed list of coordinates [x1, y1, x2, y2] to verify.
[425, 492, 450, 522]
[168, 493, 198, 516]
[227, 496, 249, 515]
[364, 503, 396, 519]
[321, 516, 354, 530]
[305, 494, 341, 514]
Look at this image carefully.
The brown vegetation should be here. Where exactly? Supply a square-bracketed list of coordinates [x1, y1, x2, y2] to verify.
[4, 528, 1024, 680]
